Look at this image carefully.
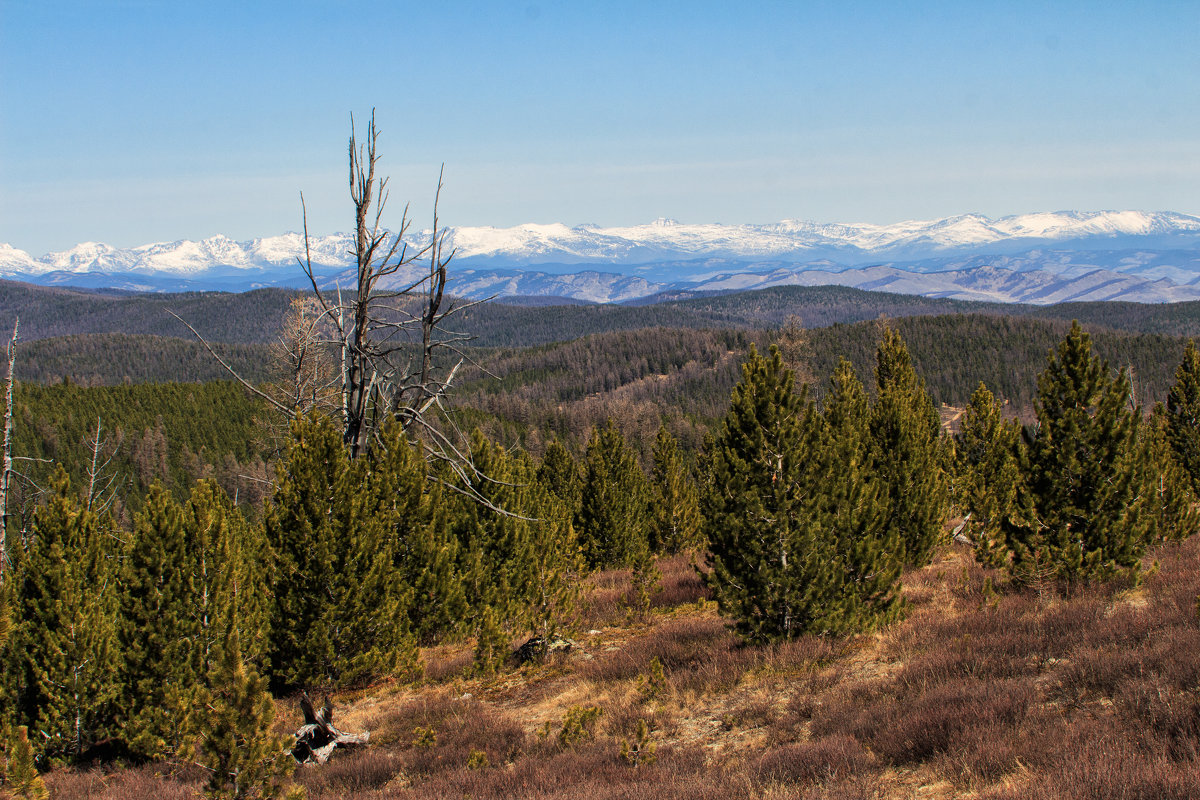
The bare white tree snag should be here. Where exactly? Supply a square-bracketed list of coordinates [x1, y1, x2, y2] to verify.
[83, 416, 123, 516]
[298, 110, 483, 462]
[179, 112, 483, 453]
[0, 317, 16, 587]
[177, 111, 527, 516]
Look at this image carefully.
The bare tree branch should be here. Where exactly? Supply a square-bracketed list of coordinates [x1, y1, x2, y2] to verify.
[167, 310, 296, 417]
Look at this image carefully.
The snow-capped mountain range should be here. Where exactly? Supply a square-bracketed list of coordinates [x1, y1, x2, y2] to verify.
[5, 210, 1200, 304]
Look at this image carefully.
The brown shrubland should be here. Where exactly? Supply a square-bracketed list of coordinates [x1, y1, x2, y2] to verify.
[42, 536, 1200, 799]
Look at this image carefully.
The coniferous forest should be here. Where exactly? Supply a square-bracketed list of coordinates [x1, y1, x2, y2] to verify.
[1, 285, 1200, 800]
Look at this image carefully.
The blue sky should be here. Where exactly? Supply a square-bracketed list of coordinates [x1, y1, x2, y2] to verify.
[2, 0, 1198, 253]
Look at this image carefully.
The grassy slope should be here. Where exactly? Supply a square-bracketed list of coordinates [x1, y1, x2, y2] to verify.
[46, 535, 1200, 799]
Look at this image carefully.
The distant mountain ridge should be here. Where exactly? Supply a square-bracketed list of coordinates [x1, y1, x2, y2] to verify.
[5, 210, 1200, 303]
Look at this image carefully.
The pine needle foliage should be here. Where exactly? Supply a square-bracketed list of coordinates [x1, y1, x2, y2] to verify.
[368, 421, 463, 646]
[1166, 338, 1200, 493]
[956, 383, 1026, 569]
[870, 326, 951, 567]
[703, 346, 842, 641]
[1142, 404, 1199, 542]
[703, 349, 904, 641]
[186, 480, 273, 676]
[821, 359, 903, 627]
[266, 414, 415, 691]
[199, 631, 296, 800]
[578, 420, 651, 569]
[455, 432, 582, 671]
[537, 440, 582, 520]
[649, 425, 703, 553]
[1, 726, 47, 800]
[119, 483, 203, 758]
[1006, 321, 1150, 585]
[5, 469, 121, 764]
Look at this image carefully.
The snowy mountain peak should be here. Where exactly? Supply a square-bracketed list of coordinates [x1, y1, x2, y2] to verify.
[3, 210, 1200, 302]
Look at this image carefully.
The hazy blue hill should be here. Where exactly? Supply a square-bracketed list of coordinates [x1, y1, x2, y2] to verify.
[0, 279, 301, 343]
[18, 334, 273, 385]
[4, 279, 1200, 353]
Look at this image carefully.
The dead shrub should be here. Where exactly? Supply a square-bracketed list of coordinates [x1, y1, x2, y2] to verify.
[728, 696, 780, 730]
[584, 617, 737, 683]
[422, 645, 474, 683]
[753, 734, 878, 786]
[377, 741, 751, 800]
[604, 696, 674, 738]
[291, 747, 401, 795]
[1116, 680, 1200, 761]
[933, 724, 1023, 787]
[44, 764, 201, 800]
[652, 553, 712, 609]
[813, 677, 1035, 765]
[1050, 644, 1141, 705]
[1027, 725, 1200, 800]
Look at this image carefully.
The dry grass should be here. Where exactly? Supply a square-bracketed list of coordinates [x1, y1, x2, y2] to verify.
[42, 536, 1200, 799]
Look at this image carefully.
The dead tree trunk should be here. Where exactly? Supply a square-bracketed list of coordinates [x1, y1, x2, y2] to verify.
[0, 317, 17, 588]
[292, 694, 369, 765]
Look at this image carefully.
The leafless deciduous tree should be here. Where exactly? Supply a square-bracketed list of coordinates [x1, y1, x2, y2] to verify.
[177, 111, 493, 494]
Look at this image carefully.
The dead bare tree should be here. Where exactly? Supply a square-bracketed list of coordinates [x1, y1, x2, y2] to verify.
[0, 317, 16, 587]
[83, 416, 124, 517]
[298, 110, 484, 463]
[176, 110, 501, 501]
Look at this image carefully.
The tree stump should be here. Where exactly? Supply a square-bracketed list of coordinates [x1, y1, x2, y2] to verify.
[292, 694, 369, 765]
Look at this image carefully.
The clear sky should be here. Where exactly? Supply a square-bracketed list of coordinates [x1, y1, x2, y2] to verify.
[2, 0, 1198, 253]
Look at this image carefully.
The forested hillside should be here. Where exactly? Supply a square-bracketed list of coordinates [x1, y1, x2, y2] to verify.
[11, 313, 1189, 478]
[0, 280, 300, 343]
[9, 380, 271, 523]
[6, 279, 1200, 350]
[18, 334, 274, 385]
[455, 315, 1190, 455]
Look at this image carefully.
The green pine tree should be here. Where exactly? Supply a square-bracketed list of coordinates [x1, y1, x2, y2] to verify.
[119, 483, 202, 758]
[525, 452, 584, 658]
[2, 725, 48, 800]
[266, 414, 414, 690]
[452, 432, 585, 670]
[821, 359, 903, 629]
[368, 421, 462, 645]
[1007, 321, 1150, 585]
[702, 345, 842, 641]
[0, 575, 11, 700]
[649, 426, 703, 553]
[870, 326, 951, 567]
[187, 479, 273, 677]
[577, 420, 651, 569]
[537, 440, 582, 521]
[198, 630, 296, 800]
[1142, 403, 1198, 542]
[1166, 338, 1200, 493]
[8, 469, 121, 763]
[955, 383, 1026, 569]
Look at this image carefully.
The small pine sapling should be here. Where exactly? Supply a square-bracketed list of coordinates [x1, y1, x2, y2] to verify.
[557, 705, 602, 747]
[199, 632, 297, 800]
[636, 657, 668, 702]
[412, 727, 437, 748]
[619, 719, 657, 768]
[2, 726, 48, 800]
